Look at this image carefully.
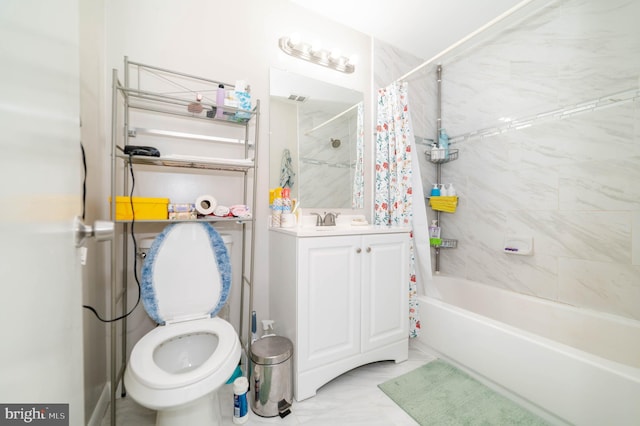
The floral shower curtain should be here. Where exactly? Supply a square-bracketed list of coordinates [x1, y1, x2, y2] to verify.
[374, 81, 420, 338]
[352, 102, 365, 208]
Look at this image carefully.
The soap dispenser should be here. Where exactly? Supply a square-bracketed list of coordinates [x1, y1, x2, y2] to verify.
[429, 219, 442, 247]
[447, 183, 457, 197]
[429, 220, 441, 239]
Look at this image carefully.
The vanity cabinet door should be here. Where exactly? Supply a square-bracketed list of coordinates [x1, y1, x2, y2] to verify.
[361, 233, 409, 352]
[297, 236, 361, 372]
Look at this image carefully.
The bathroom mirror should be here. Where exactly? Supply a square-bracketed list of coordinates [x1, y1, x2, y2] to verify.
[269, 68, 364, 209]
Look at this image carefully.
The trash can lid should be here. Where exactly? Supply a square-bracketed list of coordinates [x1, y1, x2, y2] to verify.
[250, 336, 293, 365]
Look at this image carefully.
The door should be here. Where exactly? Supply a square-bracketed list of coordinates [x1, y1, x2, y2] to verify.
[0, 0, 85, 423]
[297, 236, 360, 372]
[361, 233, 410, 352]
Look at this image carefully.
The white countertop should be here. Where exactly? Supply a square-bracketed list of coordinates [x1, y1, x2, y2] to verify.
[270, 224, 411, 237]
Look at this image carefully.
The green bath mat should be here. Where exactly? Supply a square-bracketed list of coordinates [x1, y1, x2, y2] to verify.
[378, 360, 550, 425]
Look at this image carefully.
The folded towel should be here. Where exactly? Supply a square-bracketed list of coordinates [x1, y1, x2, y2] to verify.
[429, 196, 458, 213]
[229, 204, 251, 218]
[213, 205, 231, 217]
[279, 148, 295, 189]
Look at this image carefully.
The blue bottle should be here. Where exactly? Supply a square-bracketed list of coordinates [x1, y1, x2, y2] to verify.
[430, 184, 441, 197]
[233, 377, 248, 424]
[439, 128, 449, 160]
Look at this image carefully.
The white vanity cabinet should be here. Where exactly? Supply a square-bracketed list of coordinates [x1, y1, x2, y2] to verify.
[269, 228, 410, 401]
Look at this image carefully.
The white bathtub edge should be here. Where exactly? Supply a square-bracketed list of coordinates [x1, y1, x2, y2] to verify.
[416, 295, 640, 426]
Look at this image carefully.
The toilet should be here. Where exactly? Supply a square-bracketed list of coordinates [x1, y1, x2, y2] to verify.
[124, 222, 241, 426]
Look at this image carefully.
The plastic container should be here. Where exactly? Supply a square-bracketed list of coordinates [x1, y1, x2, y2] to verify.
[233, 376, 249, 424]
[430, 184, 441, 197]
[110, 196, 169, 221]
[250, 336, 293, 418]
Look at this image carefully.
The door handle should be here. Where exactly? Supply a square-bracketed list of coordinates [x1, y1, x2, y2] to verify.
[75, 217, 115, 247]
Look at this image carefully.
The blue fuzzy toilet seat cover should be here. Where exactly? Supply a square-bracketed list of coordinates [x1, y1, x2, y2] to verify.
[140, 222, 231, 325]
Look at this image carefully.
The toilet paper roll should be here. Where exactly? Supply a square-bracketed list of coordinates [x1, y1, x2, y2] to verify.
[195, 195, 217, 215]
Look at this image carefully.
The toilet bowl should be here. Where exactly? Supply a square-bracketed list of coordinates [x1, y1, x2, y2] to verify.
[124, 222, 241, 426]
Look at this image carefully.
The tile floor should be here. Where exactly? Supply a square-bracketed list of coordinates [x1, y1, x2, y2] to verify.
[101, 345, 435, 425]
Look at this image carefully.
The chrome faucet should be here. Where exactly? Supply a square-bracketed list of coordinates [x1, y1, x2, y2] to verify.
[322, 212, 338, 226]
[310, 212, 323, 226]
[311, 212, 340, 226]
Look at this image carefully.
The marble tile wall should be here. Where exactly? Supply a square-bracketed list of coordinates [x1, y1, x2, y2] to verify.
[299, 104, 358, 208]
[374, 0, 640, 320]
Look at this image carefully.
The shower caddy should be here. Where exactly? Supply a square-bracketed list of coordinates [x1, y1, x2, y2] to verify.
[427, 65, 458, 273]
[109, 57, 259, 425]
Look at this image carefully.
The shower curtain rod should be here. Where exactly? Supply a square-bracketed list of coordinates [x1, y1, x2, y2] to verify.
[304, 102, 361, 135]
[395, 0, 539, 83]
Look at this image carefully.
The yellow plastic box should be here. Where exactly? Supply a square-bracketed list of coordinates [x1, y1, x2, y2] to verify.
[110, 196, 169, 220]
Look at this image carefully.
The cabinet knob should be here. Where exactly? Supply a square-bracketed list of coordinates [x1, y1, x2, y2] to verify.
[366, 247, 371, 253]
[356, 248, 362, 253]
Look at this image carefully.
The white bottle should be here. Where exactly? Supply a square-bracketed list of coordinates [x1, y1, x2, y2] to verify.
[233, 377, 249, 424]
[448, 183, 457, 196]
[430, 143, 440, 161]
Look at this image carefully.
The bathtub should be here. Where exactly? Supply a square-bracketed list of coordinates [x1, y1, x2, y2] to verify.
[412, 276, 640, 426]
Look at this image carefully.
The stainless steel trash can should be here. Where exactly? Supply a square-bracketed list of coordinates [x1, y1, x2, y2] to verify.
[250, 336, 293, 417]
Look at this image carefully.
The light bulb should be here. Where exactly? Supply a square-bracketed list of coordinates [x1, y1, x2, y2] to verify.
[289, 32, 301, 46]
[311, 39, 322, 53]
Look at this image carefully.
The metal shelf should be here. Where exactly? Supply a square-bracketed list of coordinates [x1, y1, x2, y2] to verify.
[425, 148, 459, 164]
[114, 216, 254, 224]
[118, 153, 254, 172]
[109, 57, 259, 426]
[431, 238, 458, 249]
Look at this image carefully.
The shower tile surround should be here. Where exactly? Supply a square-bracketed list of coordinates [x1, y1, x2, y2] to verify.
[298, 102, 359, 208]
[374, 0, 640, 321]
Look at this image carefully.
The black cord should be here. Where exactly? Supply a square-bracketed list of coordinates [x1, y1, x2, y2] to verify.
[82, 154, 142, 323]
[80, 142, 86, 221]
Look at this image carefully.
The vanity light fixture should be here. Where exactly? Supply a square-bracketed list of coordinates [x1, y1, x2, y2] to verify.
[279, 34, 355, 74]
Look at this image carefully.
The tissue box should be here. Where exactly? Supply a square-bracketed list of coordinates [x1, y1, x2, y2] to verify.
[110, 196, 169, 220]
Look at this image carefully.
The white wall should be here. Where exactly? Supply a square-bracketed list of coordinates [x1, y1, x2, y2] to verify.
[79, 0, 110, 421]
[375, 0, 640, 321]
